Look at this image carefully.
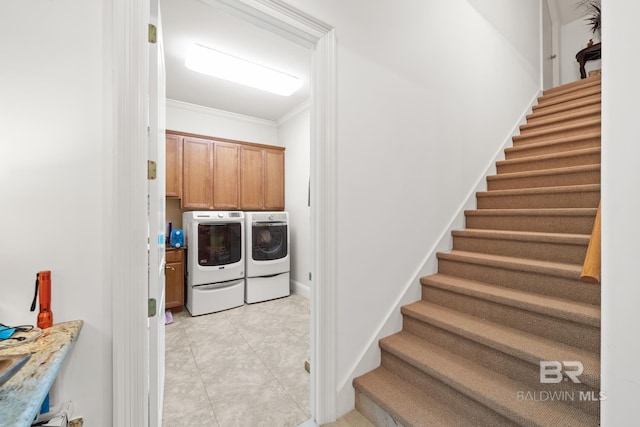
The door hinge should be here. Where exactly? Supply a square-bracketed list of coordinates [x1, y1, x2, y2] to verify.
[148, 298, 157, 317]
[148, 160, 157, 180]
[309, 272, 312, 281]
[148, 24, 157, 44]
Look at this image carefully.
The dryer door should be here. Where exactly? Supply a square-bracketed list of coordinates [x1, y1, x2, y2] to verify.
[251, 222, 288, 261]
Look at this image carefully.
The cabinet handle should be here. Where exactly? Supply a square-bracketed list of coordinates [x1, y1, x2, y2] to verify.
[165, 265, 176, 271]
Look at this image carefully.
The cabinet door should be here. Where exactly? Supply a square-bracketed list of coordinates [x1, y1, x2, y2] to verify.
[165, 249, 184, 310]
[240, 145, 264, 210]
[264, 148, 285, 210]
[165, 134, 182, 198]
[182, 137, 212, 209]
[212, 142, 240, 209]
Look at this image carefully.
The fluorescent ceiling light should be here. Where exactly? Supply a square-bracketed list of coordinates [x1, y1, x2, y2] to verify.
[185, 44, 302, 96]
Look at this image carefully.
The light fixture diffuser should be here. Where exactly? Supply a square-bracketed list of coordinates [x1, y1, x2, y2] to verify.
[185, 44, 302, 96]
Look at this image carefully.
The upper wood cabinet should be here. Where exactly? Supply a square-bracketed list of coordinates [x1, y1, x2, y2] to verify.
[264, 148, 285, 210]
[212, 142, 240, 209]
[165, 133, 183, 199]
[239, 145, 285, 210]
[170, 130, 284, 211]
[240, 145, 265, 210]
[182, 136, 213, 209]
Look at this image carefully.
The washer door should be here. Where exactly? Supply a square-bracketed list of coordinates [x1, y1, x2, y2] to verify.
[197, 222, 242, 266]
[252, 222, 287, 261]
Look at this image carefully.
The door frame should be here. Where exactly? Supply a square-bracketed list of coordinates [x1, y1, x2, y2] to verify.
[110, 0, 338, 425]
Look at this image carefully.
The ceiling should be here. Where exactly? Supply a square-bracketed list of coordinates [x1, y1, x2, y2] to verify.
[160, 0, 311, 122]
[553, 0, 588, 26]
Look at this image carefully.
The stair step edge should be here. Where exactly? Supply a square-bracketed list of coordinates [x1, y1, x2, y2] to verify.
[487, 164, 600, 181]
[420, 273, 600, 327]
[451, 228, 591, 244]
[379, 331, 599, 426]
[505, 132, 601, 152]
[522, 107, 601, 128]
[477, 183, 601, 198]
[497, 147, 601, 166]
[354, 367, 467, 426]
[437, 250, 582, 278]
[514, 119, 601, 140]
[398, 303, 600, 386]
[541, 75, 601, 97]
[465, 208, 598, 217]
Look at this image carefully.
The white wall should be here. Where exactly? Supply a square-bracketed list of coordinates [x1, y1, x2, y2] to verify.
[560, 18, 600, 84]
[279, 102, 311, 297]
[166, 99, 278, 146]
[601, 2, 640, 424]
[0, 1, 111, 425]
[284, 0, 542, 416]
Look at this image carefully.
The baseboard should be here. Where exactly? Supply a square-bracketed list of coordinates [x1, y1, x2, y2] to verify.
[291, 279, 311, 299]
[335, 90, 542, 417]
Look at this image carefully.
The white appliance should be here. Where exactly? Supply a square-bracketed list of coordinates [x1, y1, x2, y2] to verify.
[244, 211, 290, 303]
[183, 211, 245, 315]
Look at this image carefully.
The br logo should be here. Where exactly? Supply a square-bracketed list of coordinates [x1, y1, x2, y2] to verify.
[539, 361, 584, 384]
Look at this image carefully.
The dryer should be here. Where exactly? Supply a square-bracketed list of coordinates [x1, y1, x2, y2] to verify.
[183, 211, 245, 315]
[244, 211, 290, 303]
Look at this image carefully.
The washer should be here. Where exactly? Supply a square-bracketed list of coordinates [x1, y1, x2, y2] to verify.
[244, 211, 290, 303]
[182, 211, 245, 315]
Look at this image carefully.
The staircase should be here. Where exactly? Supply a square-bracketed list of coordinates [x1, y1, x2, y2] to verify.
[353, 75, 601, 427]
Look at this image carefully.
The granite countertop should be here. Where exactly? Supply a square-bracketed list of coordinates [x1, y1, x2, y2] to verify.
[0, 320, 83, 427]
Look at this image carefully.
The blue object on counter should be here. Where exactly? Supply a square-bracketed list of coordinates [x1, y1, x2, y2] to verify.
[170, 229, 183, 248]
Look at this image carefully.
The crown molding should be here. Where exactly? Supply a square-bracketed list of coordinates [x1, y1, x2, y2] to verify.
[166, 98, 277, 127]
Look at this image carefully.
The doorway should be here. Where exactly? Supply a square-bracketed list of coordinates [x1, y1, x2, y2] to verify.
[111, 0, 337, 425]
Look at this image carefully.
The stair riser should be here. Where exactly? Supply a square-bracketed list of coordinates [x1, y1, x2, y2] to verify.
[436, 258, 600, 304]
[452, 234, 588, 264]
[465, 212, 596, 234]
[497, 152, 600, 174]
[355, 392, 409, 427]
[527, 101, 601, 124]
[532, 96, 601, 120]
[536, 87, 601, 108]
[421, 286, 599, 352]
[379, 351, 518, 426]
[505, 137, 601, 159]
[520, 112, 601, 133]
[541, 77, 600, 98]
[514, 123, 601, 146]
[487, 169, 600, 191]
[401, 317, 601, 417]
[477, 190, 600, 210]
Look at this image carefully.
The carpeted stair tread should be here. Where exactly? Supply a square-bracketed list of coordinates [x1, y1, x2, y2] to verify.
[379, 331, 599, 426]
[399, 303, 600, 388]
[496, 147, 600, 174]
[535, 86, 601, 109]
[541, 74, 600, 97]
[451, 228, 591, 262]
[421, 273, 600, 327]
[353, 366, 467, 426]
[505, 132, 600, 159]
[464, 208, 597, 234]
[476, 184, 600, 210]
[520, 105, 600, 131]
[478, 184, 600, 199]
[529, 94, 601, 120]
[487, 164, 600, 190]
[437, 250, 582, 279]
[512, 118, 600, 145]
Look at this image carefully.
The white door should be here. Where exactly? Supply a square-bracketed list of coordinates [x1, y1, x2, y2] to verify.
[148, 0, 167, 425]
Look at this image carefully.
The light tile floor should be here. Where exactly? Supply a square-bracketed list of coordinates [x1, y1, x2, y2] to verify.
[162, 294, 311, 427]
